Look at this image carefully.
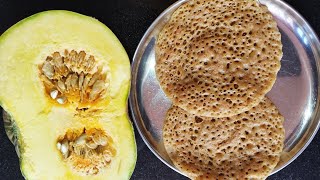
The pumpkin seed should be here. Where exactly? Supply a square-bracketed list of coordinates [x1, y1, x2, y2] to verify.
[61, 140, 69, 158]
[50, 89, 58, 99]
[56, 142, 61, 150]
[57, 96, 66, 104]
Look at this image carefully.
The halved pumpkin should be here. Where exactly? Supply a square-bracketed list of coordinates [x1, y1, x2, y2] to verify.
[0, 10, 136, 180]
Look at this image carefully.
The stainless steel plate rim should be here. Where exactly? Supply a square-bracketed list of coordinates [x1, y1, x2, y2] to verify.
[130, 0, 320, 177]
[130, 1, 188, 175]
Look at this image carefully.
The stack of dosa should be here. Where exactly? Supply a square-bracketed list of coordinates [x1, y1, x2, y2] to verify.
[155, 0, 285, 179]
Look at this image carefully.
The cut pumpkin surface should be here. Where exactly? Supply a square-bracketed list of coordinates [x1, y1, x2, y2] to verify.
[0, 10, 136, 179]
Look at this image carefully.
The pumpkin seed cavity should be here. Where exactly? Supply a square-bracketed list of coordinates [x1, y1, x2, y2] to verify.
[39, 50, 109, 107]
[57, 128, 116, 175]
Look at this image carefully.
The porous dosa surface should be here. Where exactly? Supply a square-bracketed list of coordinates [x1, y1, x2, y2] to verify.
[163, 97, 284, 179]
[156, 0, 282, 117]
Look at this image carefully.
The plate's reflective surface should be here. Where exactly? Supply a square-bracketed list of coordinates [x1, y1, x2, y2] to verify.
[130, 0, 320, 177]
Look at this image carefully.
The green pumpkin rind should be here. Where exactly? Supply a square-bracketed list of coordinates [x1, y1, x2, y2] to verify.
[3, 110, 21, 157]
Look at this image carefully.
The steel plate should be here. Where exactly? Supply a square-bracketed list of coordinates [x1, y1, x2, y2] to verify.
[130, 0, 320, 177]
